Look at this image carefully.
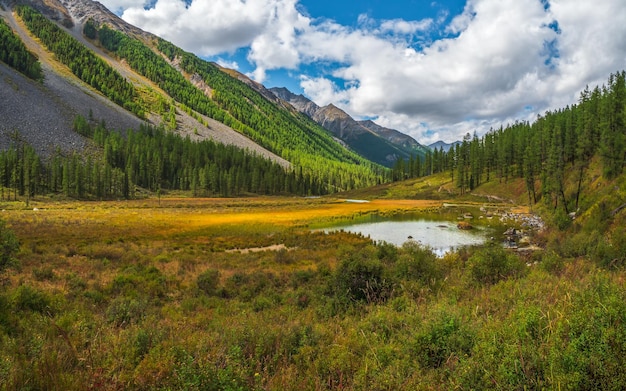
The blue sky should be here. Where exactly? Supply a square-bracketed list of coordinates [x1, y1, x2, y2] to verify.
[100, 0, 626, 144]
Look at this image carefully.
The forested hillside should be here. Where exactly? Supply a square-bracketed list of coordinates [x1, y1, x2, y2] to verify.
[1, 4, 387, 198]
[0, 17, 42, 80]
[394, 71, 626, 217]
[91, 20, 386, 193]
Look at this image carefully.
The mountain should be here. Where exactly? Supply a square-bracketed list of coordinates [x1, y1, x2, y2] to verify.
[428, 140, 460, 152]
[358, 120, 429, 155]
[0, 0, 284, 163]
[0, 0, 387, 196]
[269, 87, 428, 167]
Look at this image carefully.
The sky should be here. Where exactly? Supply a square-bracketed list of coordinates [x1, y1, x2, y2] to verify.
[98, 0, 626, 145]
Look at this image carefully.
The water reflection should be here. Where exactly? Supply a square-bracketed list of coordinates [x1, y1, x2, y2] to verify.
[323, 215, 491, 256]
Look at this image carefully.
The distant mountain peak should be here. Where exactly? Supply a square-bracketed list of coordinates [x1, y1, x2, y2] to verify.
[428, 140, 460, 152]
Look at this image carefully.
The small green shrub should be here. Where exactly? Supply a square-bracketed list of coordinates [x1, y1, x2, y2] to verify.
[0, 220, 19, 272]
[274, 248, 293, 264]
[467, 244, 526, 285]
[333, 246, 393, 304]
[394, 241, 441, 285]
[552, 207, 572, 231]
[224, 271, 282, 301]
[0, 293, 12, 332]
[13, 285, 53, 314]
[377, 241, 399, 264]
[540, 250, 564, 274]
[32, 266, 56, 281]
[410, 314, 474, 369]
[106, 297, 146, 327]
[197, 268, 220, 296]
[110, 265, 167, 299]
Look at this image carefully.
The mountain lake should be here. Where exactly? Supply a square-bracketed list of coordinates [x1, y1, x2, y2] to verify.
[318, 212, 494, 256]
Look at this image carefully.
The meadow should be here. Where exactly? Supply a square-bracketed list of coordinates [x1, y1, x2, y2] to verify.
[1, 194, 626, 390]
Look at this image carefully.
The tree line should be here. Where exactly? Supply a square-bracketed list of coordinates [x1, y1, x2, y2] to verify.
[0, 17, 43, 80]
[393, 71, 626, 214]
[0, 117, 331, 200]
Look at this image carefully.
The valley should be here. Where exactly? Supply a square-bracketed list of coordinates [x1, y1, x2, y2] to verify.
[1, 0, 626, 389]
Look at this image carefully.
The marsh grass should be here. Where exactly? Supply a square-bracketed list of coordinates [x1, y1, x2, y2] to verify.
[1, 196, 626, 390]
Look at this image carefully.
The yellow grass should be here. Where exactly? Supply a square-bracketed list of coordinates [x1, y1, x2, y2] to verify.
[4, 197, 444, 240]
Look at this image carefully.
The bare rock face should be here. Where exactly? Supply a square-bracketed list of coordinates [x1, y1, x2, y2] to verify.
[59, 0, 152, 40]
[10, 0, 73, 26]
[270, 87, 321, 118]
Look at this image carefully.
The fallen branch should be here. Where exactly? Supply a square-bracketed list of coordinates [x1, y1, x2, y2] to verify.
[611, 203, 626, 216]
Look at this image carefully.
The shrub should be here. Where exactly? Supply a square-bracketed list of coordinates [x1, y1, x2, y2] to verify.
[411, 314, 474, 369]
[110, 265, 167, 299]
[274, 248, 293, 264]
[196, 268, 220, 296]
[467, 244, 526, 285]
[106, 297, 146, 327]
[539, 250, 564, 274]
[333, 246, 393, 304]
[552, 207, 572, 231]
[0, 220, 19, 272]
[32, 266, 56, 281]
[0, 293, 12, 332]
[549, 274, 626, 389]
[13, 285, 53, 314]
[394, 241, 441, 285]
[376, 241, 399, 264]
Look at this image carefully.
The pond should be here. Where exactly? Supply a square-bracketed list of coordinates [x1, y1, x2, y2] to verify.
[321, 213, 493, 256]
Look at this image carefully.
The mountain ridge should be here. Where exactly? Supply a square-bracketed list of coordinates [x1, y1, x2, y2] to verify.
[428, 140, 460, 152]
[269, 86, 428, 167]
[0, 0, 388, 196]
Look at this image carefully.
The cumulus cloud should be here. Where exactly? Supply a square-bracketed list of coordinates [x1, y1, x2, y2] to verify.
[99, 0, 626, 144]
[118, 0, 307, 58]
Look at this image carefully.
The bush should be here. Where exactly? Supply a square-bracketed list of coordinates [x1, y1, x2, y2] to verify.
[411, 314, 474, 369]
[110, 265, 167, 299]
[32, 266, 56, 281]
[552, 207, 572, 231]
[376, 241, 399, 264]
[333, 246, 393, 304]
[540, 250, 564, 274]
[0, 220, 19, 272]
[394, 241, 441, 285]
[467, 244, 525, 285]
[106, 297, 146, 327]
[197, 268, 220, 296]
[13, 285, 53, 314]
[549, 274, 626, 389]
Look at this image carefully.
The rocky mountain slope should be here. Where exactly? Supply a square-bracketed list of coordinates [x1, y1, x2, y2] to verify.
[0, 0, 289, 166]
[270, 87, 428, 167]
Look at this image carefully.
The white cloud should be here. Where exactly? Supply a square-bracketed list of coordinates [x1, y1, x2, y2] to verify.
[100, 0, 626, 144]
[380, 19, 433, 35]
[118, 0, 306, 59]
